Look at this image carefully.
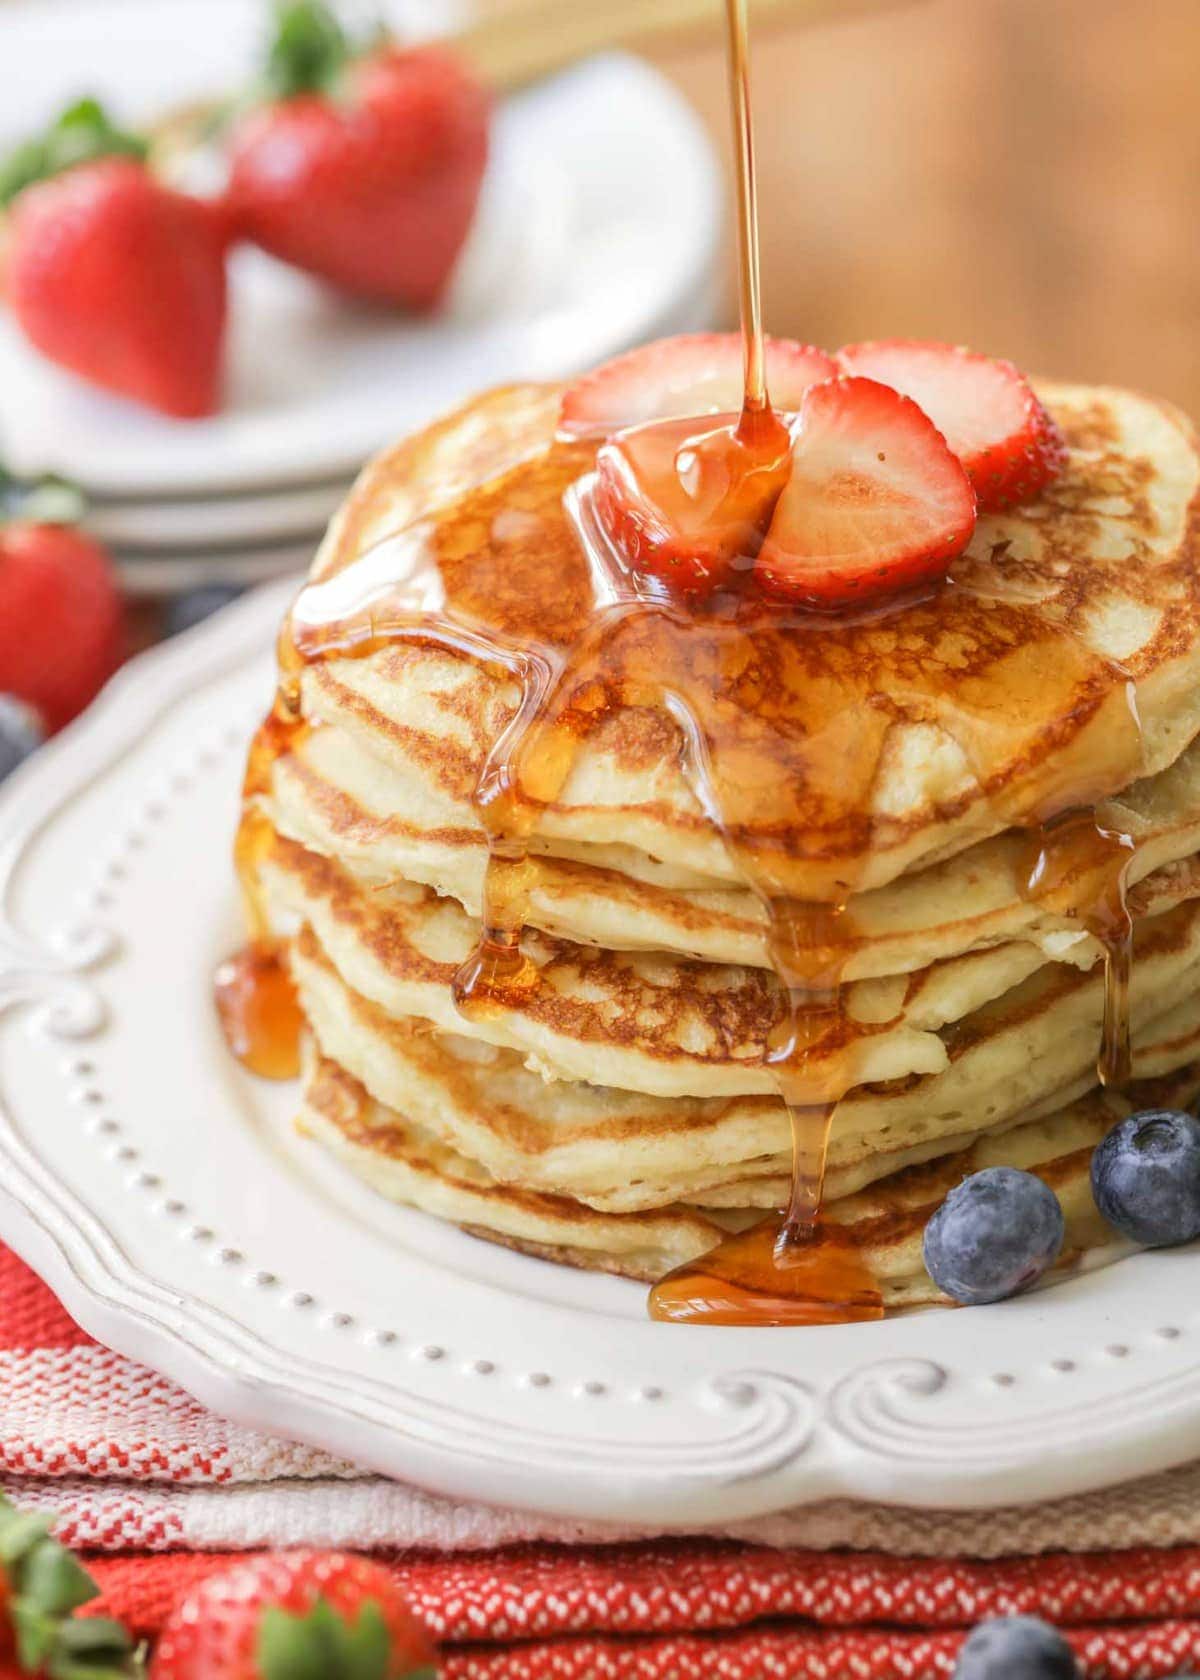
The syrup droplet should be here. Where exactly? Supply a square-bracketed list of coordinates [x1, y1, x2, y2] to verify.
[213, 941, 303, 1080]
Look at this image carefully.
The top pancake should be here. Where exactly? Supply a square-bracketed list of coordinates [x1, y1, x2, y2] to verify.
[296, 378, 1200, 901]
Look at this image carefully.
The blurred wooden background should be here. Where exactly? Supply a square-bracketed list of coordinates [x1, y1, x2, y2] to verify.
[640, 0, 1200, 413]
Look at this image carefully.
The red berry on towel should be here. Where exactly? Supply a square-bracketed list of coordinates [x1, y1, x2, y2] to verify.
[151, 1551, 438, 1679]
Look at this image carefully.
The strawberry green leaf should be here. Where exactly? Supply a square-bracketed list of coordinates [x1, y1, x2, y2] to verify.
[22, 1542, 99, 1616]
[48, 1614, 146, 1680]
[263, 0, 351, 99]
[0, 97, 146, 206]
[257, 1597, 420, 1680]
[0, 138, 47, 207]
[337, 1603, 391, 1673]
[54, 1616, 137, 1654]
[0, 1511, 55, 1569]
[257, 1605, 335, 1680]
[12, 1601, 58, 1671]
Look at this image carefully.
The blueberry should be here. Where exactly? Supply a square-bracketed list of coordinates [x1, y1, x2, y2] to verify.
[0, 694, 45, 782]
[923, 1166, 1064, 1305]
[954, 1615, 1078, 1679]
[1091, 1108, 1200, 1247]
[164, 584, 244, 639]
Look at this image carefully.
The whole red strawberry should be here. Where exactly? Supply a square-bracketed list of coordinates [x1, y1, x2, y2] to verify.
[6, 153, 227, 418]
[0, 485, 124, 731]
[227, 1, 489, 310]
[151, 1552, 437, 1679]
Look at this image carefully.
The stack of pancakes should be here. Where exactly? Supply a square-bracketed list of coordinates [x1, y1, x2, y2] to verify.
[245, 378, 1200, 1309]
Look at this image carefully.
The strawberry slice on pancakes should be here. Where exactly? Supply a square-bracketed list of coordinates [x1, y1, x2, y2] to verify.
[560, 333, 835, 438]
[594, 408, 793, 596]
[754, 377, 977, 607]
[835, 339, 1066, 511]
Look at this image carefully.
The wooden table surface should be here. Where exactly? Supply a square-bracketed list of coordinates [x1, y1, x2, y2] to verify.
[645, 0, 1200, 415]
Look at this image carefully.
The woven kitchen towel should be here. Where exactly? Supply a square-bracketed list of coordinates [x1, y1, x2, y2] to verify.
[75, 1545, 1200, 1678]
[9, 1239, 1200, 1676]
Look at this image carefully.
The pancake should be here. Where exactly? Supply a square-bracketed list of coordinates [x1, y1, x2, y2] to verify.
[261, 827, 1200, 1103]
[289, 921, 1200, 1213]
[296, 379, 1200, 902]
[265, 720, 1200, 977]
[298, 1047, 1200, 1304]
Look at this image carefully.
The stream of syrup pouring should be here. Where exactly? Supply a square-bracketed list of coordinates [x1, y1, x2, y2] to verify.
[646, 0, 881, 1325]
[215, 0, 1147, 1325]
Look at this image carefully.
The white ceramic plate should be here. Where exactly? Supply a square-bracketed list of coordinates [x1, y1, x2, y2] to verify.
[0, 0, 720, 497]
[4, 585, 1199, 1525]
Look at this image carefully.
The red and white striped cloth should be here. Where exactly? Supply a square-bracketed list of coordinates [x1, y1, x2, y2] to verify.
[5, 1243, 1200, 1676]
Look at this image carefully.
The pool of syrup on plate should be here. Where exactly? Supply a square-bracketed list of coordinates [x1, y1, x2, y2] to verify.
[217, 0, 1145, 1326]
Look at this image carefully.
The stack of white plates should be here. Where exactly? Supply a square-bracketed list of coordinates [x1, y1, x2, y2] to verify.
[0, 0, 722, 597]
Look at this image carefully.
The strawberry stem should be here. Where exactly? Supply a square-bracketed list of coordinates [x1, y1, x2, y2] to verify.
[0, 98, 146, 207]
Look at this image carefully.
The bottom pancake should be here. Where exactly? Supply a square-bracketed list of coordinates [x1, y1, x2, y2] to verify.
[297, 1043, 1200, 1308]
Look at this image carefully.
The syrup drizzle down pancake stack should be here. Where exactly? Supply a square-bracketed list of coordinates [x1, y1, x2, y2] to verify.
[219, 2, 1200, 1324]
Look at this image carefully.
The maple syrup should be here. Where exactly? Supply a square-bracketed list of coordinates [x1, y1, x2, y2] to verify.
[649, 0, 874, 1319]
[215, 0, 1150, 1326]
[1021, 800, 1139, 1090]
[214, 940, 304, 1080]
[648, 1212, 883, 1327]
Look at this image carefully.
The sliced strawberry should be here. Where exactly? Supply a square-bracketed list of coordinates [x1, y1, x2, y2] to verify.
[755, 377, 976, 607]
[835, 339, 1066, 511]
[560, 333, 836, 438]
[595, 409, 792, 596]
